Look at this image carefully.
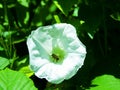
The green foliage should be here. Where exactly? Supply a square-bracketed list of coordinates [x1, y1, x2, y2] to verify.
[0, 57, 9, 70]
[90, 75, 120, 90]
[111, 12, 120, 21]
[0, 0, 120, 89]
[53, 0, 78, 15]
[78, 4, 102, 39]
[0, 68, 37, 90]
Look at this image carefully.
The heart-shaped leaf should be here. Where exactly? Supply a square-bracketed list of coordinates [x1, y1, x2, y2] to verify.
[90, 75, 120, 90]
[0, 68, 37, 90]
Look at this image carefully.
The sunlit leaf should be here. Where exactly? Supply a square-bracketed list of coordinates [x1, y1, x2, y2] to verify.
[110, 12, 120, 21]
[72, 6, 79, 17]
[17, 0, 29, 7]
[0, 46, 4, 51]
[90, 75, 120, 90]
[0, 4, 3, 8]
[53, 15, 61, 23]
[24, 11, 29, 24]
[53, 0, 78, 15]
[0, 57, 9, 70]
[2, 31, 16, 39]
[16, 56, 28, 67]
[0, 68, 37, 90]
[19, 66, 33, 77]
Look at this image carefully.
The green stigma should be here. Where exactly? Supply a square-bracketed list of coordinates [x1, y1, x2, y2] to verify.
[50, 46, 66, 64]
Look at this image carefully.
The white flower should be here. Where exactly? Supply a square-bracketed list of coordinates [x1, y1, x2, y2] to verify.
[27, 23, 86, 84]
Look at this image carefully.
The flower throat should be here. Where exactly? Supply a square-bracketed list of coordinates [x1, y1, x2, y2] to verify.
[50, 46, 66, 63]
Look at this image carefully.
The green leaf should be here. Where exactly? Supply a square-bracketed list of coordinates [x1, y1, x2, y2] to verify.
[15, 3, 29, 26]
[0, 46, 4, 51]
[0, 57, 9, 70]
[110, 12, 120, 21]
[90, 75, 120, 90]
[53, 0, 78, 15]
[2, 31, 17, 39]
[0, 3, 3, 8]
[17, 0, 29, 7]
[13, 56, 33, 77]
[0, 68, 37, 90]
[32, 5, 50, 26]
[54, 15, 61, 23]
[19, 66, 33, 77]
[78, 4, 102, 39]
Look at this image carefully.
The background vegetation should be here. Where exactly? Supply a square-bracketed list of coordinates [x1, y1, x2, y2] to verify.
[0, 0, 120, 90]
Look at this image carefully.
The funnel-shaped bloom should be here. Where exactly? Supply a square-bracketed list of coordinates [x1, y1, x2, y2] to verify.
[27, 23, 86, 84]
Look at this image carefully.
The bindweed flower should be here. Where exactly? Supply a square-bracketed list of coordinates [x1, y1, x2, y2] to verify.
[27, 23, 86, 84]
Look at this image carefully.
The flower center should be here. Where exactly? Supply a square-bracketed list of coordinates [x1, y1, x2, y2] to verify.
[50, 46, 66, 64]
[51, 54, 59, 60]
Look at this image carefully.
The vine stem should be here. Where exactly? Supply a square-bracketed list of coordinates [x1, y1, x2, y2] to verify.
[101, 0, 108, 56]
[2, 0, 17, 69]
[3, 0, 9, 25]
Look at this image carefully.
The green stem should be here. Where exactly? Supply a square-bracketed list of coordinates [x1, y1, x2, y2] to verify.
[103, 17, 107, 56]
[101, 0, 107, 56]
[0, 36, 9, 57]
[2, 0, 14, 61]
[97, 33, 104, 56]
[3, 0, 9, 25]
[103, 10, 107, 56]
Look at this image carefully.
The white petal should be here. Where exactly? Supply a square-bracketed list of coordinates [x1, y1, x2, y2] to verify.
[35, 63, 66, 84]
[62, 53, 86, 79]
[27, 34, 50, 71]
[35, 53, 86, 84]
